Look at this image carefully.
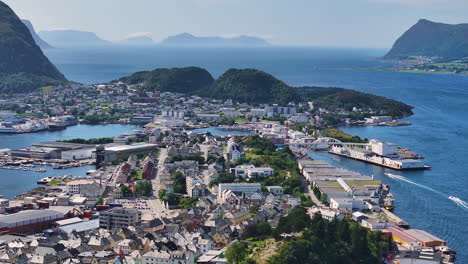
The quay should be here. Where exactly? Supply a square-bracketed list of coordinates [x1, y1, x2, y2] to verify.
[330, 150, 431, 171]
[381, 208, 410, 228]
[289, 137, 430, 170]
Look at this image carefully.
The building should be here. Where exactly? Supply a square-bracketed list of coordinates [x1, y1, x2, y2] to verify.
[265, 105, 296, 117]
[102, 143, 158, 162]
[0, 210, 64, 234]
[225, 137, 244, 162]
[387, 227, 447, 248]
[65, 180, 101, 197]
[197, 114, 221, 121]
[99, 208, 141, 229]
[218, 183, 262, 200]
[365, 116, 392, 124]
[266, 186, 284, 195]
[308, 207, 344, 222]
[231, 165, 274, 179]
[368, 139, 398, 156]
[142, 250, 194, 264]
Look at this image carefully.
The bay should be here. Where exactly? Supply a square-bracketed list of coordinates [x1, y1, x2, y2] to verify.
[0, 124, 141, 199]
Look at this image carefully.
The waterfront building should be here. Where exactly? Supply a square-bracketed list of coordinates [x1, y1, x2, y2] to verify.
[365, 116, 393, 124]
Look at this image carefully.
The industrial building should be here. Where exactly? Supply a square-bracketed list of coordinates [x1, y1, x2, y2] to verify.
[387, 226, 446, 248]
[0, 209, 65, 235]
[14, 141, 97, 160]
[100, 143, 158, 163]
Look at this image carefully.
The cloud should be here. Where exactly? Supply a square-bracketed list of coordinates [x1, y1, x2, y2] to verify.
[369, 0, 468, 8]
[125, 32, 152, 38]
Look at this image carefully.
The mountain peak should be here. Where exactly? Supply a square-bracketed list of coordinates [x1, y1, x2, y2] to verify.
[385, 19, 468, 59]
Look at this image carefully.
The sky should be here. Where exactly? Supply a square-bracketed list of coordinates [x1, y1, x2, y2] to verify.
[3, 0, 468, 48]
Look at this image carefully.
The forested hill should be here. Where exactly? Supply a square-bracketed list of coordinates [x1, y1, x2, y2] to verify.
[117, 67, 414, 118]
[0, 1, 67, 93]
[385, 19, 468, 60]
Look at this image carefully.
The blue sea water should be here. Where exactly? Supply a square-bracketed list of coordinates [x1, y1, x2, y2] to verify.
[0, 124, 141, 199]
[26, 47, 468, 260]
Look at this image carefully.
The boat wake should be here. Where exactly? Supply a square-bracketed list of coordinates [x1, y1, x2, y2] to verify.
[448, 196, 468, 210]
[384, 172, 444, 196]
[385, 173, 468, 210]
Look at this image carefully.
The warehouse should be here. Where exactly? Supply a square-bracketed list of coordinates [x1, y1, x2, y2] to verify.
[387, 226, 446, 248]
[0, 209, 65, 234]
[102, 143, 158, 162]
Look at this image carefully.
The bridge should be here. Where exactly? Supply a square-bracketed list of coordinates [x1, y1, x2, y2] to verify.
[287, 137, 369, 152]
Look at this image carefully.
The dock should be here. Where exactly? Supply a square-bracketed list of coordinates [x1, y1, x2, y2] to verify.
[381, 208, 410, 228]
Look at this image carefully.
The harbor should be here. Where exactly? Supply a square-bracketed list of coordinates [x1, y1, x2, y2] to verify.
[291, 137, 431, 170]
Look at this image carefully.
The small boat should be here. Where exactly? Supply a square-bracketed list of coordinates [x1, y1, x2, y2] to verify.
[37, 177, 54, 184]
[383, 193, 395, 210]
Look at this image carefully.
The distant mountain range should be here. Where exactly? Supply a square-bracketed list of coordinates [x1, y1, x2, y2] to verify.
[120, 35, 154, 45]
[385, 19, 468, 60]
[35, 30, 269, 47]
[0, 1, 66, 93]
[21, 19, 52, 49]
[39, 30, 111, 47]
[117, 67, 413, 117]
[160, 33, 270, 47]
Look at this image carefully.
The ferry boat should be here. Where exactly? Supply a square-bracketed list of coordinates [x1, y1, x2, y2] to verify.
[383, 193, 395, 210]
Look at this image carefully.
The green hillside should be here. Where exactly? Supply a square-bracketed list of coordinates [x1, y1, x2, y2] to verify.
[118, 67, 414, 118]
[0, 1, 66, 93]
[385, 19, 468, 60]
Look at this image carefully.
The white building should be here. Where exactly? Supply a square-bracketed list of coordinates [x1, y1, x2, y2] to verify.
[61, 147, 96, 160]
[250, 108, 266, 117]
[218, 183, 261, 200]
[225, 137, 244, 162]
[161, 109, 185, 119]
[365, 116, 392, 124]
[266, 186, 284, 195]
[65, 180, 101, 197]
[368, 139, 398, 156]
[231, 165, 274, 179]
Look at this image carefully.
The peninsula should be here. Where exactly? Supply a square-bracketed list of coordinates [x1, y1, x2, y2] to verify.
[382, 19, 468, 74]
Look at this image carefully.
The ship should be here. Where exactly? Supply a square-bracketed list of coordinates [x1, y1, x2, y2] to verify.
[383, 193, 395, 210]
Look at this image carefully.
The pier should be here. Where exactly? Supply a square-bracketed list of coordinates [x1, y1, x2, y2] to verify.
[381, 208, 410, 228]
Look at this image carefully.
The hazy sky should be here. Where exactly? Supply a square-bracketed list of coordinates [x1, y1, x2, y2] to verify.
[3, 0, 468, 48]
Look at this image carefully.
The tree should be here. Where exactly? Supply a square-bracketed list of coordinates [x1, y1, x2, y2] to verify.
[256, 222, 272, 238]
[225, 242, 248, 264]
[173, 171, 187, 194]
[96, 196, 104, 205]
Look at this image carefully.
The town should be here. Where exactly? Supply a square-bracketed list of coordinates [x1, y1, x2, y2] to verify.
[0, 81, 455, 264]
